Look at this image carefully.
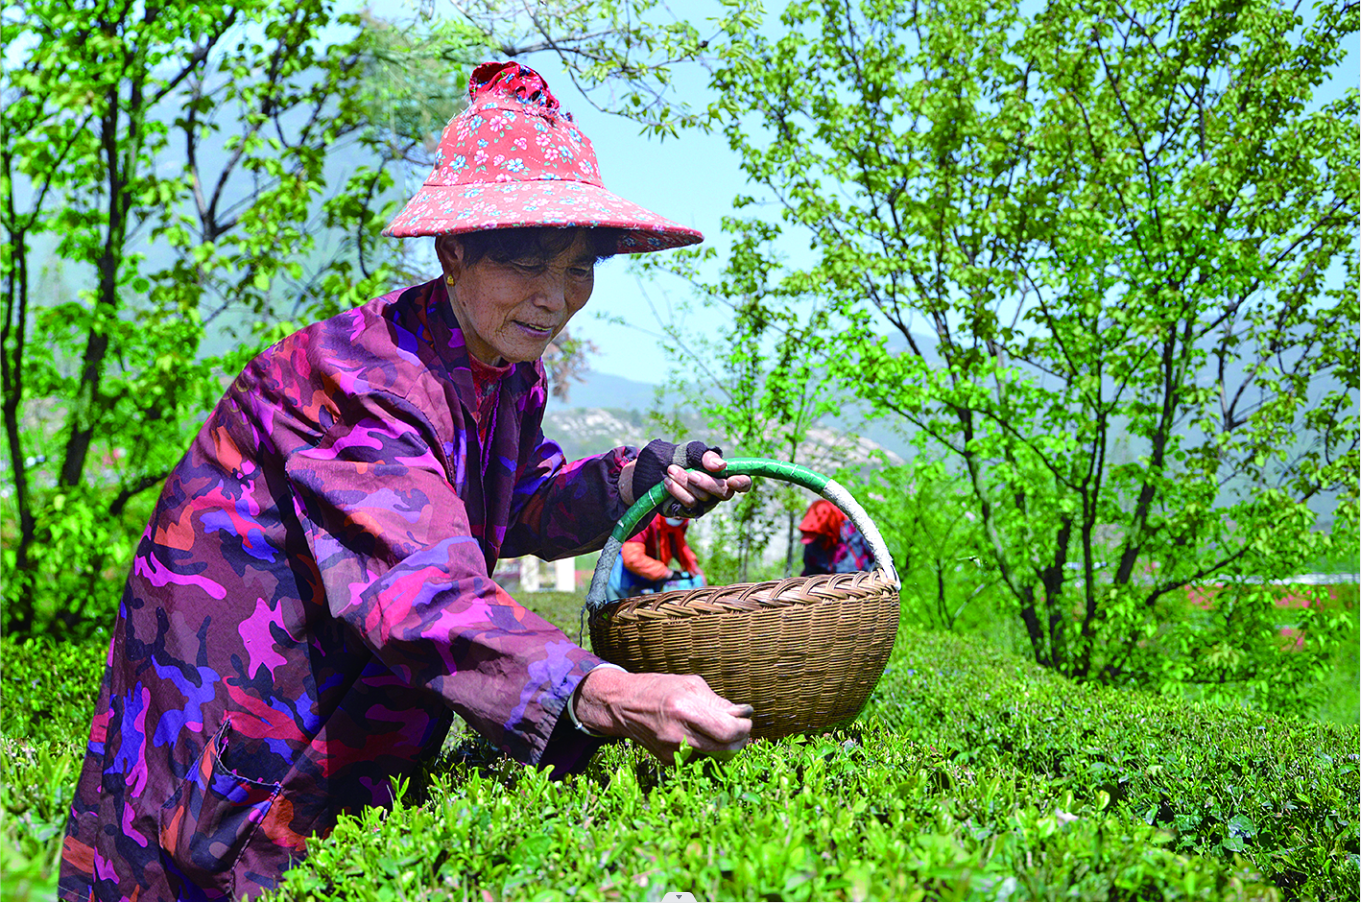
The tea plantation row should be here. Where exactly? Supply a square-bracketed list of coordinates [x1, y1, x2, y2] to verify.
[2, 627, 1357, 901]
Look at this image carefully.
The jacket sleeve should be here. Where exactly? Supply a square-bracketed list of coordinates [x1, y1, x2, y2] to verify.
[621, 534, 672, 581]
[284, 390, 604, 767]
[501, 431, 638, 561]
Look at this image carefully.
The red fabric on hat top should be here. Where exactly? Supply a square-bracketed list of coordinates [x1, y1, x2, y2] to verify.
[434, 62, 601, 189]
[799, 499, 846, 546]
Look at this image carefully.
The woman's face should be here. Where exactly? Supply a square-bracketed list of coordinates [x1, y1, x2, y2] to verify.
[438, 232, 597, 365]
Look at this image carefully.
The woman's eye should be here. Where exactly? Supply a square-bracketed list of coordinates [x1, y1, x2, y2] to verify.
[569, 267, 593, 279]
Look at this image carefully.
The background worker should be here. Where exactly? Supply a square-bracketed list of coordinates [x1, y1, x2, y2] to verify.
[799, 499, 873, 576]
[608, 513, 706, 599]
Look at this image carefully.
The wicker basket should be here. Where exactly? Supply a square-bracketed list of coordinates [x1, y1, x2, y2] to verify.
[585, 458, 901, 740]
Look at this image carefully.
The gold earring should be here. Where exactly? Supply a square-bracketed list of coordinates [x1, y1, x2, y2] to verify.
[445, 274, 456, 286]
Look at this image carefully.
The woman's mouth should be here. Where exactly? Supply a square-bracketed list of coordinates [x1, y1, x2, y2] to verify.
[514, 321, 554, 338]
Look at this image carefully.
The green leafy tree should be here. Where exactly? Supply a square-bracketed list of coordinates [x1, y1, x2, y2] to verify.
[694, 0, 1359, 706]
[1, 1, 472, 637]
[445, 0, 762, 137]
[488, 0, 1358, 708]
[855, 459, 1001, 634]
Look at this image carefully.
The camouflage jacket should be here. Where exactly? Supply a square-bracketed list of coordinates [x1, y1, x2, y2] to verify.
[59, 279, 633, 901]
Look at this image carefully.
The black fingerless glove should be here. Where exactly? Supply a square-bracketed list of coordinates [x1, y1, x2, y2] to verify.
[627, 439, 721, 506]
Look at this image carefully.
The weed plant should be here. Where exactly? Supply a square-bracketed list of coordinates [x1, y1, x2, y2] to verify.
[1, 736, 82, 901]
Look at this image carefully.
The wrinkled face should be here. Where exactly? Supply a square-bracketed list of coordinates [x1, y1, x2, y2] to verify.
[437, 232, 597, 365]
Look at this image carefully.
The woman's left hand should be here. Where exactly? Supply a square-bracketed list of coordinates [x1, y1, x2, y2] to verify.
[662, 450, 752, 511]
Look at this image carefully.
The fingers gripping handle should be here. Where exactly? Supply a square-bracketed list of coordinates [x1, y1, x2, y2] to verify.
[586, 457, 900, 612]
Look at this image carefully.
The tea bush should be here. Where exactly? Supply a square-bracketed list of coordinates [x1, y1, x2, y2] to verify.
[266, 631, 1357, 902]
[3, 628, 1356, 901]
[864, 633, 1359, 900]
[0, 633, 109, 745]
[269, 736, 1279, 903]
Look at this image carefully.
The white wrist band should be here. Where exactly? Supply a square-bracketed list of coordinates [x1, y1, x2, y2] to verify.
[568, 662, 627, 737]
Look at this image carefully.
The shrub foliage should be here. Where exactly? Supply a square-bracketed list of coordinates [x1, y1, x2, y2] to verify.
[3, 627, 1355, 901]
[267, 631, 1354, 902]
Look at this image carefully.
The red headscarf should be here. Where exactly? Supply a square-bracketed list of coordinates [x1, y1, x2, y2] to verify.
[799, 500, 846, 548]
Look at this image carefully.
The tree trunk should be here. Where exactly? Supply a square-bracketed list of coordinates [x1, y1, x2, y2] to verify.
[784, 509, 796, 577]
[60, 96, 129, 488]
[1, 211, 37, 634]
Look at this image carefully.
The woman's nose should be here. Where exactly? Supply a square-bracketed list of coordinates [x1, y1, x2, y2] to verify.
[532, 272, 567, 311]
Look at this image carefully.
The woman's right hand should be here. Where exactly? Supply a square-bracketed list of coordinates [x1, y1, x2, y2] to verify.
[572, 668, 753, 765]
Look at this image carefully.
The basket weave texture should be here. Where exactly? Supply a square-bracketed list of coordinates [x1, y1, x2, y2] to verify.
[588, 568, 900, 740]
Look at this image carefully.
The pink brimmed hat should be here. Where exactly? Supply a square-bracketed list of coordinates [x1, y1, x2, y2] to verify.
[383, 61, 703, 254]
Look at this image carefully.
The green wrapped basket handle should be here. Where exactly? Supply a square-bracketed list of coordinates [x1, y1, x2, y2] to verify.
[585, 457, 900, 612]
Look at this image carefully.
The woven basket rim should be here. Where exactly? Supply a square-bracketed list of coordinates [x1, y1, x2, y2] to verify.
[588, 567, 898, 624]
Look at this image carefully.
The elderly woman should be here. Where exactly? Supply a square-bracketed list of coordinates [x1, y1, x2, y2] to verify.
[59, 61, 754, 902]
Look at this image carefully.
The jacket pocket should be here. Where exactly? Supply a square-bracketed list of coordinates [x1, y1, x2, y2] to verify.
[159, 719, 281, 901]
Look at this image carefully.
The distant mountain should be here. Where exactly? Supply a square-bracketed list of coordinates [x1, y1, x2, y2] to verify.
[540, 407, 650, 461]
[540, 401, 906, 470]
[549, 370, 670, 412]
[546, 339, 1351, 528]
[541, 365, 912, 472]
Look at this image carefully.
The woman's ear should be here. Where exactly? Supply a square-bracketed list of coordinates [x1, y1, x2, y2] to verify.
[434, 234, 465, 282]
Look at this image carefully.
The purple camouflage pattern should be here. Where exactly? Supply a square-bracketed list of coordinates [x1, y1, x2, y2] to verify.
[59, 278, 634, 901]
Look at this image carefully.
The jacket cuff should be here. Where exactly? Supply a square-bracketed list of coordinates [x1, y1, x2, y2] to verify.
[537, 659, 619, 777]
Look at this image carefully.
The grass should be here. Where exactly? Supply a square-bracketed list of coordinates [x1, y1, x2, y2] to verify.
[1317, 606, 1361, 727]
[518, 589, 594, 641]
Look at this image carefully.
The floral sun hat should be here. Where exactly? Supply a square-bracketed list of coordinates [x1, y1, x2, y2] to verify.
[383, 61, 704, 254]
